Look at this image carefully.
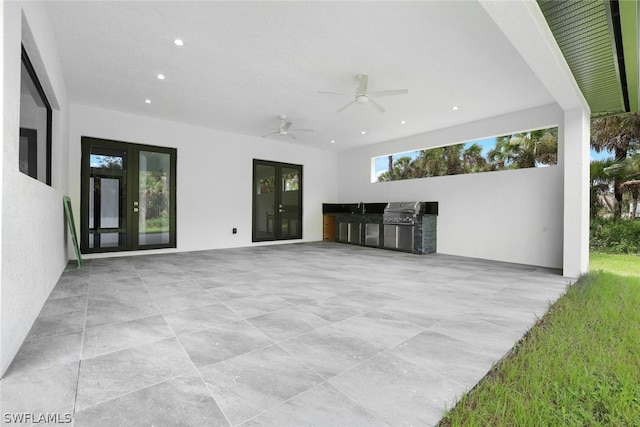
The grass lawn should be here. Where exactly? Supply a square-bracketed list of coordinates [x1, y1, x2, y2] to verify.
[590, 252, 640, 277]
[439, 254, 640, 426]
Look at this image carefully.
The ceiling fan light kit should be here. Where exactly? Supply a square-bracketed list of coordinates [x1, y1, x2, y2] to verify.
[262, 74, 408, 140]
[262, 115, 314, 140]
[319, 73, 408, 113]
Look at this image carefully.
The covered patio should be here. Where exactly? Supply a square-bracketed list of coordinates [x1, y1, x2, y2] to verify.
[1, 243, 569, 426]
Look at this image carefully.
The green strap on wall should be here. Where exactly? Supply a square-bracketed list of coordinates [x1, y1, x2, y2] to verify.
[63, 196, 83, 271]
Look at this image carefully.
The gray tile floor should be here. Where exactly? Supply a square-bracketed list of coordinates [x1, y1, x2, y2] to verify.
[1, 242, 570, 426]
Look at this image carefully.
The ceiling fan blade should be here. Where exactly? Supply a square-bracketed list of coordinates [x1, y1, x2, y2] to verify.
[287, 133, 296, 139]
[318, 91, 348, 97]
[357, 74, 368, 96]
[368, 98, 386, 113]
[262, 131, 279, 138]
[291, 128, 314, 132]
[369, 89, 408, 98]
[282, 121, 292, 131]
[337, 99, 358, 112]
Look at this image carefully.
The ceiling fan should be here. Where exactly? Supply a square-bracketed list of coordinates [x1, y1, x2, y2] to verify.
[319, 73, 408, 113]
[262, 115, 314, 139]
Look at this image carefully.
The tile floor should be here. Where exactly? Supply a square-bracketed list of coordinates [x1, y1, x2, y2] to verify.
[1, 242, 570, 426]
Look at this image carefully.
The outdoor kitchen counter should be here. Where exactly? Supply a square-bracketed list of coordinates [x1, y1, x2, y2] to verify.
[333, 212, 383, 245]
[324, 202, 437, 255]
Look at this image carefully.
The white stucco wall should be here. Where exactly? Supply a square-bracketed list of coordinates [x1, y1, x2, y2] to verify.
[1, 2, 70, 376]
[562, 107, 590, 278]
[0, 0, 5, 381]
[68, 104, 339, 257]
[337, 104, 565, 269]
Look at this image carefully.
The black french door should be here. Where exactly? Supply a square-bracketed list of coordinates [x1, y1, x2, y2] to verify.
[252, 159, 303, 242]
[80, 137, 177, 253]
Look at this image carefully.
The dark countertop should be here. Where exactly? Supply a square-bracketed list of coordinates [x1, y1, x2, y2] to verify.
[323, 202, 438, 215]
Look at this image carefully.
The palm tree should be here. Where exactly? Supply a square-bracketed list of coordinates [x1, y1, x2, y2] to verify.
[411, 144, 468, 177]
[591, 112, 640, 217]
[620, 180, 640, 219]
[461, 143, 488, 173]
[392, 156, 415, 180]
[441, 145, 464, 175]
[590, 158, 616, 218]
[413, 148, 447, 177]
[378, 141, 494, 182]
[377, 170, 391, 182]
[377, 128, 556, 183]
[488, 128, 558, 170]
[606, 153, 640, 219]
[487, 138, 511, 170]
[529, 128, 558, 165]
[377, 155, 404, 182]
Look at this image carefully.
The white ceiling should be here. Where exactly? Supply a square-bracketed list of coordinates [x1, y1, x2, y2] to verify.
[44, 1, 557, 152]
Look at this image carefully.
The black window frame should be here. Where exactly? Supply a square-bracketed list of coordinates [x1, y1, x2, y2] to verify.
[80, 136, 178, 254]
[20, 45, 53, 186]
[252, 159, 303, 242]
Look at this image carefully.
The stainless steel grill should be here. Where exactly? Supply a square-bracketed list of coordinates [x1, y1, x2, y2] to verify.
[383, 202, 422, 251]
[383, 201, 422, 225]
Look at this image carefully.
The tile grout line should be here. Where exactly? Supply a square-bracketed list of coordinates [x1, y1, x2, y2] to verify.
[140, 259, 235, 427]
[33, 243, 568, 426]
[75, 259, 184, 418]
[73, 371, 194, 415]
[71, 262, 95, 421]
[235, 380, 331, 426]
[163, 269, 344, 425]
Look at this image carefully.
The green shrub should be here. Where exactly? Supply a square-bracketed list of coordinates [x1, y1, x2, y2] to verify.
[145, 216, 169, 229]
[590, 218, 640, 253]
[144, 213, 169, 232]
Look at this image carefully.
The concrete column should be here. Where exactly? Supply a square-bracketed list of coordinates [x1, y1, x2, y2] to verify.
[563, 107, 590, 278]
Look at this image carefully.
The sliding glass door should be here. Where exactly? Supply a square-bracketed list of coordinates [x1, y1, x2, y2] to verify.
[252, 159, 302, 241]
[81, 137, 176, 253]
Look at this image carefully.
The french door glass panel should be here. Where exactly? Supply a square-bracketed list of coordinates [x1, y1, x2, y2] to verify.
[87, 146, 127, 250]
[280, 166, 300, 239]
[81, 137, 176, 253]
[254, 163, 277, 241]
[139, 151, 171, 246]
[252, 160, 302, 242]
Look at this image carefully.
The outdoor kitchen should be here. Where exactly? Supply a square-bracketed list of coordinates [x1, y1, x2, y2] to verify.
[322, 202, 438, 255]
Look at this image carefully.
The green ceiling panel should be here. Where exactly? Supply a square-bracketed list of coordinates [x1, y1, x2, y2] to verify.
[538, 0, 638, 117]
[619, 0, 638, 112]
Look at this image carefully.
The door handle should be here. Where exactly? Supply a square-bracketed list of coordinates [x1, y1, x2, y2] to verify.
[133, 207, 139, 213]
[279, 208, 285, 213]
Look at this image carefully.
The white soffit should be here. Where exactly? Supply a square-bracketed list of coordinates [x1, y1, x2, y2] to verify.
[45, 1, 560, 151]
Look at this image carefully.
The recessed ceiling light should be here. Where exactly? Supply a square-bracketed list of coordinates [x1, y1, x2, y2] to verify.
[400, 120, 406, 124]
[361, 131, 366, 135]
[157, 74, 165, 80]
[144, 99, 151, 104]
[174, 39, 184, 46]
[331, 140, 336, 144]
[452, 105, 459, 110]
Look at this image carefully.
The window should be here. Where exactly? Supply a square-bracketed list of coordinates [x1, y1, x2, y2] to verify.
[373, 126, 558, 183]
[19, 46, 52, 185]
